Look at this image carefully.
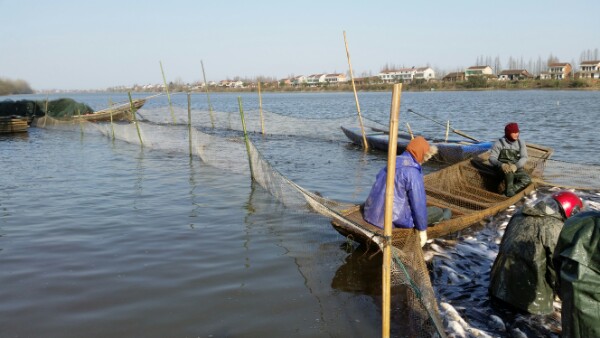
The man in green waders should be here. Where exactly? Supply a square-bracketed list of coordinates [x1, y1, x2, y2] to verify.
[553, 210, 600, 338]
[489, 191, 583, 315]
[488, 122, 531, 197]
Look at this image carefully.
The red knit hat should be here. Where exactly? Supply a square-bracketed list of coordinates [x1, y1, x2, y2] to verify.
[504, 122, 519, 140]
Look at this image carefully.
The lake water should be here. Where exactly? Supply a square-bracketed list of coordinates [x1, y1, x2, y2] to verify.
[1, 90, 599, 337]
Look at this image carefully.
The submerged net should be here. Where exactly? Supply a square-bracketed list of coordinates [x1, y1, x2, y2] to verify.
[32, 101, 600, 337]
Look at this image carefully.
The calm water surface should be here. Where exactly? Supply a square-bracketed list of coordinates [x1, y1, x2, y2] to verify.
[1, 90, 599, 337]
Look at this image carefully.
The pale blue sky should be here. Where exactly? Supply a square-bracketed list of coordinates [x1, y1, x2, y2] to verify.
[1, 0, 599, 90]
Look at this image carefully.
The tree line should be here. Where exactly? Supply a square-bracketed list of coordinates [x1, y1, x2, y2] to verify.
[0, 77, 33, 96]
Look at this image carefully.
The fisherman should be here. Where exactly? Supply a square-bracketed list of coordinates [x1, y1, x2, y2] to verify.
[488, 122, 531, 197]
[489, 190, 583, 315]
[363, 136, 443, 248]
[553, 210, 600, 338]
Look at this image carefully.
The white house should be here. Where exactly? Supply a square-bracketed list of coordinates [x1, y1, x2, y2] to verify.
[413, 67, 436, 81]
[306, 74, 326, 85]
[324, 73, 347, 84]
[465, 66, 493, 78]
[291, 75, 307, 86]
[579, 60, 600, 79]
[378, 67, 435, 83]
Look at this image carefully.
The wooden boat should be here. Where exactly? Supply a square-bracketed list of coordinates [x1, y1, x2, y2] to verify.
[0, 116, 29, 133]
[341, 125, 493, 164]
[331, 143, 553, 248]
[70, 99, 146, 122]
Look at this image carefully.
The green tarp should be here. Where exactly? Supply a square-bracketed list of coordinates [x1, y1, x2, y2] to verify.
[0, 98, 93, 119]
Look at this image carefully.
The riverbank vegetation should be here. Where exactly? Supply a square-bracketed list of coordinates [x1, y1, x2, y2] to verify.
[112, 77, 600, 94]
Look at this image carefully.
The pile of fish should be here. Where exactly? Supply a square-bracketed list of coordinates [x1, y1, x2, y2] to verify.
[426, 188, 600, 338]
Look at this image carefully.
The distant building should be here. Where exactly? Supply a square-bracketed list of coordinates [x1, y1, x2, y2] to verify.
[577, 60, 600, 79]
[547, 62, 572, 80]
[465, 65, 493, 78]
[324, 73, 347, 84]
[498, 69, 534, 81]
[377, 67, 435, 83]
[442, 72, 466, 82]
[291, 75, 307, 86]
[306, 74, 326, 86]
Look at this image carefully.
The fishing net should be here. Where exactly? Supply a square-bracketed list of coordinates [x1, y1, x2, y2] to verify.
[31, 100, 600, 338]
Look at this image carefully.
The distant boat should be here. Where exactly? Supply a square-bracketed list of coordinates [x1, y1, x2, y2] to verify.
[331, 142, 553, 247]
[31, 99, 146, 126]
[0, 116, 29, 133]
[69, 99, 146, 122]
[341, 125, 493, 164]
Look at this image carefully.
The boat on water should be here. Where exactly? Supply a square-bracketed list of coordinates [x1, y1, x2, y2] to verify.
[331, 143, 553, 248]
[69, 99, 146, 122]
[0, 116, 29, 133]
[341, 125, 493, 164]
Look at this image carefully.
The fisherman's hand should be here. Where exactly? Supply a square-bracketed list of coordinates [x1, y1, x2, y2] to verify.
[509, 164, 517, 173]
[501, 163, 511, 173]
[419, 230, 428, 248]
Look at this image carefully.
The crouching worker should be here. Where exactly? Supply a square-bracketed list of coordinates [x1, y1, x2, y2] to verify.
[489, 190, 583, 315]
[489, 122, 531, 197]
[363, 136, 450, 248]
[553, 210, 600, 338]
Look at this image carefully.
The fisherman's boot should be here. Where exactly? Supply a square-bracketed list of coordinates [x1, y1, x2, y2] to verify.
[512, 170, 532, 194]
[504, 172, 516, 197]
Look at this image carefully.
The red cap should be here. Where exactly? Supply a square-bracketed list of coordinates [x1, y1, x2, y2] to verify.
[504, 122, 519, 141]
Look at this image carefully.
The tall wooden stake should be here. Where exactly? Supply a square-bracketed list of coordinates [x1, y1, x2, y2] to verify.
[201, 60, 215, 128]
[238, 97, 254, 181]
[258, 80, 265, 135]
[160, 61, 176, 123]
[187, 93, 193, 158]
[343, 30, 369, 151]
[382, 83, 402, 338]
[128, 92, 144, 146]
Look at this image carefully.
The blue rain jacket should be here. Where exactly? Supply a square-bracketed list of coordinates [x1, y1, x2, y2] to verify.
[363, 151, 427, 231]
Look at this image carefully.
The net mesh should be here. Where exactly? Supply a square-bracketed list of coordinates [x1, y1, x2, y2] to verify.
[31, 100, 600, 338]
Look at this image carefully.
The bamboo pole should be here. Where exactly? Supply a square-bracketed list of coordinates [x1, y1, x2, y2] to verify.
[406, 122, 414, 140]
[382, 83, 402, 338]
[110, 109, 115, 141]
[201, 60, 215, 128]
[77, 109, 84, 136]
[257, 80, 265, 135]
[128, 92, 144, 146]
[343, 30, 369, 151]
[160, 61, 177, 124]
[238, 97, 254, 181]
[43, 94, 48, 127]
[187, 93, 193, 158]
[445, 120, 450, 142]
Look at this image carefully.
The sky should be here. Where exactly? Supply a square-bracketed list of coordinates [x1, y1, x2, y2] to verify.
[1, 0, 599, 91]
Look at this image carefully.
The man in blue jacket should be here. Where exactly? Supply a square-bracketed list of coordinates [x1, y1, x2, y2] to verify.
[363, 136, 438, 247]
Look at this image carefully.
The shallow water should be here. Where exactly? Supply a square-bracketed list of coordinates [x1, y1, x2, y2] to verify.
[1, 90, 599, 337]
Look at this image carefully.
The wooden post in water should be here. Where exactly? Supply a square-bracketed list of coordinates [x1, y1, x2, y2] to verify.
[77, 109, 84, 136]
[187, 93, 193, 158]
[43, 94, 49, 128]
[110, 109, 115, 141]
[258, 80, 265, 135]
[445, 120, 450, 142]
[238, 97, 254, 181]
[343, 31, 369, 151]
[128, 92, 144, 146]
[160, 61, 176, 124]
[382, 83, 402, 338]
[201, 60, 215, 128]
